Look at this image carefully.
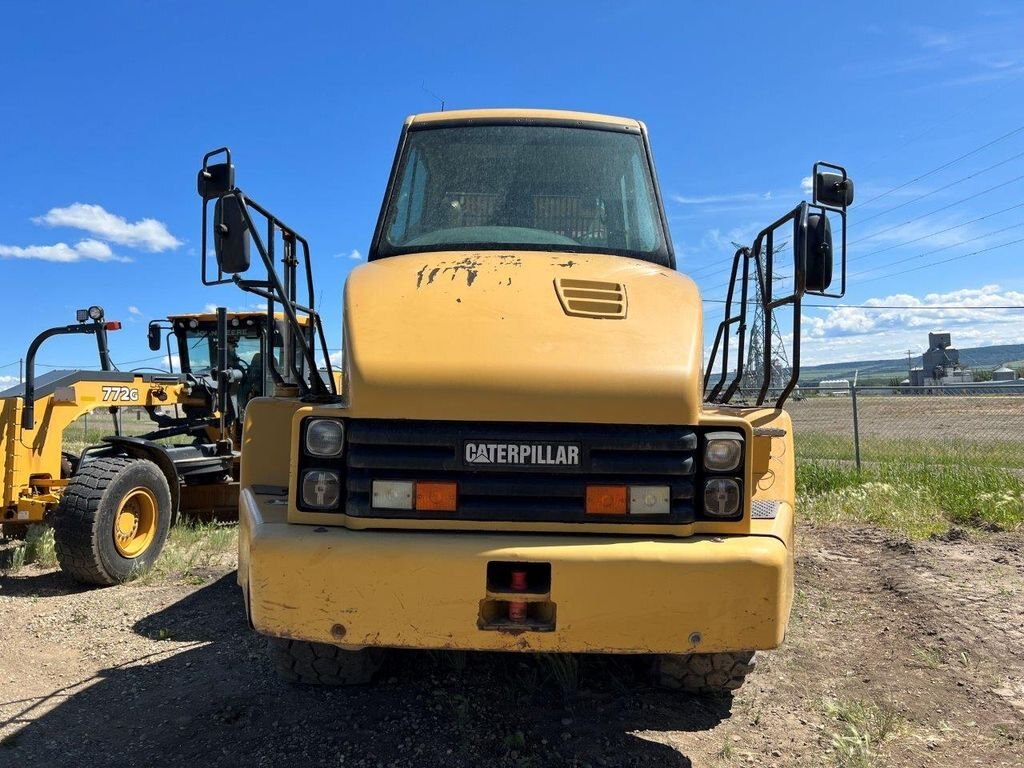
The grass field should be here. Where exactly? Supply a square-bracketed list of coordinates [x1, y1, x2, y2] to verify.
[60, 406, 194, 454]
[797, 460, 1024, 537]
[796, 432, 1024, 470]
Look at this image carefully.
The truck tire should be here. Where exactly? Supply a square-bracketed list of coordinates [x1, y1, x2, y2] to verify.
[655, 651, 756, 694]
[268, 638, 383, 686]
[52, 456, 172, 586]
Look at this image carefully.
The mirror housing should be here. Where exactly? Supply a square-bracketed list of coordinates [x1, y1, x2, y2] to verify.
[214, 196, 251, 274]
[800, 211, 834, 293]
[147, 322, 162, 352]
[815, 172, 855, 208]
[198, 162, 235, 200]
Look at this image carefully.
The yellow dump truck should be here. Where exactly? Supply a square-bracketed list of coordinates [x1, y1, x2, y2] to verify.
[196, 109, 853, 691]
[0, 307, 297, 584]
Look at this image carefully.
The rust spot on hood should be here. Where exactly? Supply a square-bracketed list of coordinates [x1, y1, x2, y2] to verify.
[415, 257, 482, 288]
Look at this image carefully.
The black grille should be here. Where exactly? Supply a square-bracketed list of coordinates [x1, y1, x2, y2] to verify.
[345, 420, 697, 524]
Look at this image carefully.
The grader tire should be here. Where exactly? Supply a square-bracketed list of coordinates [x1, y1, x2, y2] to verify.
[268, 638, 383, 686]
[52, 457, 172, 586]
[655, 651, 756, 694]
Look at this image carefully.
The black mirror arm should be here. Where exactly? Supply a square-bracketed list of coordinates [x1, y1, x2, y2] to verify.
[229, 197, 331, 400]
[704, 246, 750, 402]
[775, 293, 802, 409]
[21, 321, 108, 430]
[196, 148, 337, 402]
[719, 248, 755, 403]
[165, 330, 176, 374]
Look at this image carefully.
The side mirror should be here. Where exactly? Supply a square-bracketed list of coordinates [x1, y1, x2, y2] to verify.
[815, 172, 855, 208]
[799, 211, 833, 293]
[147, 322, 162, 352]
[197, 162, 235, 200]
[214, 196, 251, 274]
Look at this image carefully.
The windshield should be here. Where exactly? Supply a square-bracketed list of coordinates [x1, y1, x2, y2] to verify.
[185, 330, 214, 371]
[184, 328, 262, 371]
[378, 124, 670, 264]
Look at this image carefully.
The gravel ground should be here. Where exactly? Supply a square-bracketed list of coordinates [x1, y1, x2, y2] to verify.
[1, 523, 1022, 767]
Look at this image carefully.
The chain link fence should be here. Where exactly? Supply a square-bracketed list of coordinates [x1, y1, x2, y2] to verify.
[788, 382, 1024, 472]
[61, 406, 182, 454]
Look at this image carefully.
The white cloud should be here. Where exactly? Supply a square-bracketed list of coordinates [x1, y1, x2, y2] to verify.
[672, 192, 772, 205]
[800, 176, 813, 194]
[128, 305, 142, 316]
[32, 203, 182, 252]
[799, 284, 1024, 365]
[0, 239, 129, 263]
[0, 375, 19, 390]
[335, 249, 362, 260]
[701, 224, 761, 254]
[914, 27, 960, 52]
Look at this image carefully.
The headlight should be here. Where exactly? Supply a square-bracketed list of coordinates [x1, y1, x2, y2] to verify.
[305, 419, 345, 457]
[301, 469, 341, 509]
[704, 478, 741, 518]
[704, 434, 743, 472]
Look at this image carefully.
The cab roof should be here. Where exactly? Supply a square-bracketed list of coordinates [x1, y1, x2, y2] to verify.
[168, 311, 310, 326]
[406, 108, 643, 132]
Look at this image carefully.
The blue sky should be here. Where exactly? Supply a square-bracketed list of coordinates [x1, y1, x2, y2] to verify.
[1, 1, 1023, 384]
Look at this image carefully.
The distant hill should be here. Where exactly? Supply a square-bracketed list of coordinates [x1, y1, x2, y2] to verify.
[798, 343, 1024, 385]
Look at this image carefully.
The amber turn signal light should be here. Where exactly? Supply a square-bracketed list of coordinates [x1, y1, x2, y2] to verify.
[585, 485, 628, 515]
[415, 481, 458, 512]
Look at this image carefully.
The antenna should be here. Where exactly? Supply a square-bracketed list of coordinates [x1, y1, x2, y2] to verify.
[421, 81, 445, 112]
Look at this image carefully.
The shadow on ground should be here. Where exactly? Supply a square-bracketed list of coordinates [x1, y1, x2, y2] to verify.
[0, 567, 94, 598]
[2, 574, 735, 767]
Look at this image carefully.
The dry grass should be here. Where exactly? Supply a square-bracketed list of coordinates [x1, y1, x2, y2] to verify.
[1, 525, 58, 571]
[131, 521, 237, 585]
[823, 698, 904, 768]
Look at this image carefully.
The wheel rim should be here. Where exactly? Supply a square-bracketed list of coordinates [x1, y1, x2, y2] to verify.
[113, 487, 158, 558]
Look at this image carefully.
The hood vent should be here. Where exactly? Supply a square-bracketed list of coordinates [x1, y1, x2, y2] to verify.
[554, 278, 628, 319]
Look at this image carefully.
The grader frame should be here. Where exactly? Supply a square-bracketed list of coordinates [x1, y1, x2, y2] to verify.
[0, 306, 281, 584]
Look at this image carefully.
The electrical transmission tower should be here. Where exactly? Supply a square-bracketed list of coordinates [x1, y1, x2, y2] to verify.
[739, 244, 791, 397]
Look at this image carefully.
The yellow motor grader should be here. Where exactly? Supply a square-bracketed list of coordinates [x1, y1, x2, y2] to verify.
[0, 305, 299, 584]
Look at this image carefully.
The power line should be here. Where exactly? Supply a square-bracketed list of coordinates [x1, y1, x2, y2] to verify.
[686, 136, 1024, 281]
[851, 220, 1024, 278]
[859, 236, 1024, 284]
[852, 148, 1024, 226]
[693, 201, 1024, 297]
[685, 175, 1024, 284]
[703, 236, 1024, 307]
[856, 122, 1024, 209]
[849, 172, 1024, 246]
[112, 353, 169, 366]
[703, 300, 1024, 309]
[850, 201, 1024, 263]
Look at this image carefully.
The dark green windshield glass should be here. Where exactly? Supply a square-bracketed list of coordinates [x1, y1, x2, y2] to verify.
[380, 125, 669, 263]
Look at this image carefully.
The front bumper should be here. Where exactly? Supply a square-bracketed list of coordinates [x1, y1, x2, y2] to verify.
[240, 489, 793, 654]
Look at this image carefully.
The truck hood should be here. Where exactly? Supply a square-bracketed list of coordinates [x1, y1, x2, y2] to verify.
[342, 251, 703, 424]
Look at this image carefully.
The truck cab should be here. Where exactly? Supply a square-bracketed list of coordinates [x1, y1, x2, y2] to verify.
[198, 109, 852, 691]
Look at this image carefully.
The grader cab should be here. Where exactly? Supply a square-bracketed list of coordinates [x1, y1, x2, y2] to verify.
[197, 109, 853, 693]
[0, 306, 287, 584]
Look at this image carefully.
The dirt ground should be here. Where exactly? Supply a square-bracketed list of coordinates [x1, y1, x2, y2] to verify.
[1, 523, 1022, 767]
